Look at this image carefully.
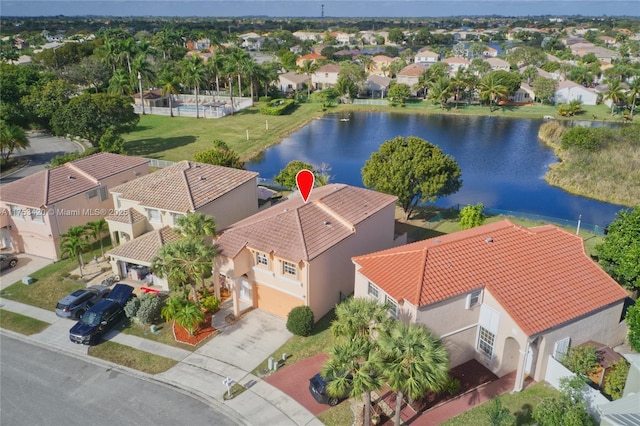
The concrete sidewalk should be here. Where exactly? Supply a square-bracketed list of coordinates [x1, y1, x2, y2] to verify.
[0, 297, 322, 426]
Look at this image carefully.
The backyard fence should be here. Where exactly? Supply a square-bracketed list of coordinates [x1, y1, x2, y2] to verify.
[145, 158, 176, 168]
[353, 99, 389, 106]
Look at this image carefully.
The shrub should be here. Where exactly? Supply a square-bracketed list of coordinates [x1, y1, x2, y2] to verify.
[286, 305, 314, 336]
[561, 126, 610, 152]
[441, 376, 461, 395]
[604, 358, 630, 400]
[69, 274, 80, 280]
[161, 295, 187, 322]
[459, 203, 485, 230]
[538, 121, 567, 146]
[258, 96, 271, 103]
[485, 398, 514, 426]
[199, 294, 221, 313]
[260, 98, 295, 116]
[561, 345, 600, 375]
[175, 302, 205, 336]
[124, 297, 141, 319]
[136, 293, 163, 325]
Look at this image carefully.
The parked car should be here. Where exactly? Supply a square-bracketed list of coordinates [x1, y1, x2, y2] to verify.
[55, 285, 110, 319]
[309, 373, 351, 406]
[69, 284, 134, 345]
[0, 254, 18, 270]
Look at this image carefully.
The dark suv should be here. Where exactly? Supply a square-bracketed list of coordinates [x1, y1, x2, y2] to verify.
[56, 285, 110, 319]
[69, 284, 134, 345]
[309, 373, 351, 406]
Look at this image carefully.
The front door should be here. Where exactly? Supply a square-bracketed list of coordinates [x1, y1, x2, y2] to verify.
[524, 346, 533, 376]
[239, 278, 253, 303]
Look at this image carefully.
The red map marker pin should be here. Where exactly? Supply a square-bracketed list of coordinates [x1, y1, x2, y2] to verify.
[296, 169, 315, 203]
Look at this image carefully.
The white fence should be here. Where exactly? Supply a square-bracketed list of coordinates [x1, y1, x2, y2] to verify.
[135, 95, 253, 118]
[145, 159, 176, 168]
[353, 99, 389, 106]
[544, 355, 609, 421]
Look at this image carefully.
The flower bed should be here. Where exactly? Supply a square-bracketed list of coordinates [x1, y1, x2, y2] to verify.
[172, 312, 217, 346]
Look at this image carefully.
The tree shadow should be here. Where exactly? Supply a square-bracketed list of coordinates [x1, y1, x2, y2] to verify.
[125, 135, 197, 157]
[514, 403, 534, 425]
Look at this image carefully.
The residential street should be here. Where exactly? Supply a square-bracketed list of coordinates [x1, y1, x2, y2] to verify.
[0, 334, 241, 426]
[0, 133, 81, 185]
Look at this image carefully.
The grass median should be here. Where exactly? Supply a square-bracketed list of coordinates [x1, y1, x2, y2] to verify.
[0, 309, 50, 335]
[88, 340, 178, 374]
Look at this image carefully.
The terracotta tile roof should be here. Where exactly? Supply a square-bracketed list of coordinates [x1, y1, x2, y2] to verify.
[0, 153, 148, 208]
[105, 208, 146, 224]
[486, 57, 510, 67]
[372, 55, 394, 62]
[107, 226, 181, 264]
[216, 184, 397, 262]
[279, 72, 309, 84]
[110, 161, 258, 213]
[443, 57, 471, 64]
[416, 48, 439, 56]
[353, 219, 628, 336]
[316, 64, 342, 74]
[398, 63, 427, 77]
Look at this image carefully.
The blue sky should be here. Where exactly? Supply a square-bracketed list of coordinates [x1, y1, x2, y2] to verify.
[2, 0, 639, 17]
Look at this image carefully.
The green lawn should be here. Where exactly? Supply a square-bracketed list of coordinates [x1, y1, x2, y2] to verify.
[121, 319, 200, 352]
[88, 340, 178, 374]
[252, 308, 335, 376]
[442, 382, 561, 425]
[0, 240, 112, 311]
[317, 400, 355, 426]
[0, 309, 50, 335]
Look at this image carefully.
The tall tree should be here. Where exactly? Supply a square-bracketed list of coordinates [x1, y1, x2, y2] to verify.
[0, 123, 30, 164]
[181, 55, 206, 119]
[428, 76, 452, 109]
[478, 73, 509, 112]
[298, 59, 319, 98]
[627, 78, 640, 116]
[159, 72, 180, 118]
[175, 212, 217, 241]
[596, 207, 640, 291]
[85, 219, 108, 260]
[60, 225, 91, 277]
[362, 136, 462, 220]
[378, 322, 450, 426]
[604, 78, 625, 116]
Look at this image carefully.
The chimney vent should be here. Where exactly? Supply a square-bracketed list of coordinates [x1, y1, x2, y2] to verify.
[486, 237, 493, 243]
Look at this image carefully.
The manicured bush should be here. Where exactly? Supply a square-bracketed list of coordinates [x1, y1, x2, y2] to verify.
[604, 358, 630, 400]
[258, 96, 272, 103]
[136, 293, 163, 325]
[286, 305, 314, 336]
[161, 294, 187, 322]
[199, 294, 221, 313]
[124, 297, 141, 319]
[260, 98, 296, 116]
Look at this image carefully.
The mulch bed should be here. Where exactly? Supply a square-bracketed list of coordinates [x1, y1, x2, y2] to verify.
[172, 312, 217, 346]
[378, 359, 498, 421]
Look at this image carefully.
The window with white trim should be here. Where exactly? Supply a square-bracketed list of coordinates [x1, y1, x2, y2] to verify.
[477, 326, 496, 358]
[553, 337, 571, 362]
[256, 252, 269, 267]
[465, 290, 482, 309]
[282, 261, 297, 277]
[99, 186, 109, 201]
[9, 204, 23, 219]
[386, 295, 398, 319]
[170, 212, 183, 226]
[367, 282, 379, 299]
[146, 208, 161, 223]
[30, 208, 44, 223]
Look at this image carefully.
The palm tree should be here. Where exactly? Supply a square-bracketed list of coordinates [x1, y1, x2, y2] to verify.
[206, 53, 225, 99]
[429, 76, 452, 109]
[449, 69, 468, 108]
[108, 69, 132, 95]
[298, 59, 319, 98]
[159, 73, 180, 117]
[628, 78, 640, 117]
[60, 225, 91, 277]
[161, 294, 188, 322]
[604, 78, 625, 116]
[521, 65, 538, 85]
[327, 298, 392, 424]
[175, 212, 217, 241]
[335, 77, 356, 104]
[378, 322, 450, 426]
[479, 73, 508, 112]
[181, 55, 206, 119]
[174, 302, 205, 336]
[151, 238, 216, 305]
[131, 53, 155, 91]
[0, 123, 30, 164]
[85, 218, 108, 260]
[239, 56, 259, 106]
[322, 336, 383, 424]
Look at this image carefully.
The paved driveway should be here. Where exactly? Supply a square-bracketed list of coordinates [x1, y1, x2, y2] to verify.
[265, 353, 333, 416]
[0, 133, 82, 184]
[0, 253, 53, 290]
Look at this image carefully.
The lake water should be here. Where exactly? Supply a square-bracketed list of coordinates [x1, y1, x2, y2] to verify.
[246, 112, 627, 227]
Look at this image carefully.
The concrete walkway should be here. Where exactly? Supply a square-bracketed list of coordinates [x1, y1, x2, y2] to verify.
[0, 297, 322, 426]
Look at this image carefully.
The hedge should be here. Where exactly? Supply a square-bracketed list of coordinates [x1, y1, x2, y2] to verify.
[260, 99, 296, 116]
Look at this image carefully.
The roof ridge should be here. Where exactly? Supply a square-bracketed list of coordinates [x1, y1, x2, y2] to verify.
[181, 164, 197, 211]
[415, 249, 429, 305]
[43, 169, 51, 206]
[294, 208, 309, 261]
[313, 198, 355, 232]
[66, 162, 100, 185]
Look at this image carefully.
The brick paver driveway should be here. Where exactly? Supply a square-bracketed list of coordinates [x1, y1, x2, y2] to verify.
[264, 353, 334, 416]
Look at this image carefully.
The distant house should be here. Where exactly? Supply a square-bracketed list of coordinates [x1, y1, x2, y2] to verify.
[214, 184, 403, 319]
[353, 220, 628, 392]
[442, 57, 471, 74]
[0, 153, 149, 260]
[312, 64, 341, 90]
[555, 80, 598, 105]
[512, 83, 535, 103]
[278, 72, 309, 93]
[485, 57, 511, 71]
[414, 47, 440, 64]
[332, 32, 356, 45]
[365, 75, 392, 98]
[295, 52, 326, 68]
[396, 63, 428, 94]
[292, 31, 322, 42]
[483, 46, 498, 57]
[240, 32, 264, 51]
[105, 161, 259, 289]
[369, 55, 395, 76]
